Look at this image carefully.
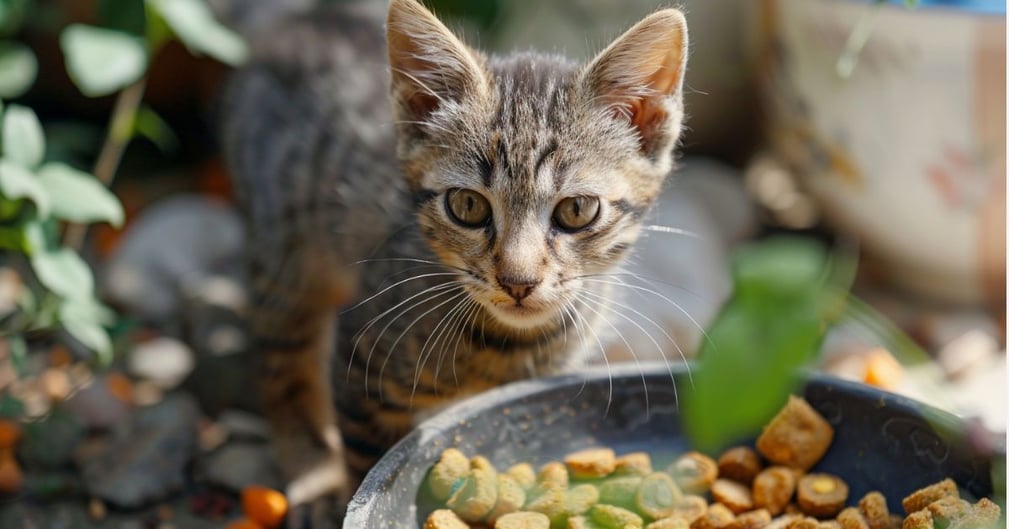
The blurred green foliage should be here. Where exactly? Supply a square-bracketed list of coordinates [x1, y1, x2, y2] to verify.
[0, 0, 245, 363]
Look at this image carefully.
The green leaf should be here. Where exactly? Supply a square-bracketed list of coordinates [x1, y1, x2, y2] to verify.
[29, 245, 95, 301]
[133, 105, 177, 153]
[60, 295, 116, 326]
[0, 158, 48, 215]
[146, 0, 248, 66]
[62, 318, 112, 363]
[0, 41, 37, 98]
[8, 334, 25, 375]
[36, 162, 124, 226]
[60, 24, 148, 97]
[2, 104, 45, 169]
[0, 0, 31, 37]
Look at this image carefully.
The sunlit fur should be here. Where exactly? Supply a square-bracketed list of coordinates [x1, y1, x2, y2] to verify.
[221, 0, 689, 516]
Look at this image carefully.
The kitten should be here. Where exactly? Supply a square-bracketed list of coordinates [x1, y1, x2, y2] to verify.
[221, 0, 688, 523]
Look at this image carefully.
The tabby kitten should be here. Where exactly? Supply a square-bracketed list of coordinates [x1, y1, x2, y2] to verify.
[221, 0, 688, 522]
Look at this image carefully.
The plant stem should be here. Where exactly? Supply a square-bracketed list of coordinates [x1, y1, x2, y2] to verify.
[62, 78, 147, 251]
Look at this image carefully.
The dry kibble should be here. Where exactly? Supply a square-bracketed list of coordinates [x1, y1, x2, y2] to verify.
[429, 449, 472, 501]
[488, 474, 527, 522]
[887, 514, 903, 529]
[785, 517, 820, 529]
[836, 507, 868, 529]
[590, 504, 644, 529]
[691, 503, 735, 529]
[565, 448, 617, 479]
[901, 479, 958, 514]
[507, 463, 537, 490]
[615, 452, 653, 476]
[524, 487, 566, 523]
[765, 515, 802, 529]
[565, 484, 601, 518]
[926, 496, 970, 521]
[711, 479, 755, 514]
[900, 510, 932, 529]
[447, 464, 498, 522]
[636, 472, 683, 519]
[958, 497, 1001, 528]
[425, 509, 471, 529]
[753, 466, 798, 516]
[675, 495, 709, 523]
[796, 474, 848, 518]
[598, 476, 643, 509]
[818, 522, 841, 529]
[756, 397, 834, 471]
[669, 452, 719, 494]
[729, 508, 771, 529]
[857, 492, 889, 529]
[717, 447, 763, 485]
[647, 515, 692, 529]
[538, 462, 570, 489]
[494, 511, 550, 529]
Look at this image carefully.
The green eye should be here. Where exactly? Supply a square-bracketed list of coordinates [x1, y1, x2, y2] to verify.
[446, 188, 492, 227]
[553, 196, 600, 231]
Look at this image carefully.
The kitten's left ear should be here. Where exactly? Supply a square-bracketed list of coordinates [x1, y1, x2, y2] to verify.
[581, 9, 689, 158]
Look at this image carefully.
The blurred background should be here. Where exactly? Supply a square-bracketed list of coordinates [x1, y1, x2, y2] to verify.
[0, 0, 1004, 525]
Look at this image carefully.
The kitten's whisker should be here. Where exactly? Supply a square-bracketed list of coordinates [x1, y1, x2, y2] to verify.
[580, 289, 682, 404]
[576, 294, 650, 417]
[379, 290, 470, 403]
[358, 283, 464, 392]
[577, 276, 713, 356]
[342, 272, 461, 315]
[434, 299, 477, 394]
[411, 296, 469, 403]
[348, 257, 468, 274]
[642, 224, 702, 239]
[562, 295, 612, 415]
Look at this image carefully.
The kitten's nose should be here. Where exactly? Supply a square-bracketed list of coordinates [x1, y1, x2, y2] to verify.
[497, 275, 540, 302]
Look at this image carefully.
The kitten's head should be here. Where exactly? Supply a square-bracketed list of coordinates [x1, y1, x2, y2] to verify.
[387, 0, 688, 331]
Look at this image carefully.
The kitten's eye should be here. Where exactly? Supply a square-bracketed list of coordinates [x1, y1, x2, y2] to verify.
[553, 196, 600, 231]
[446, 188, 492, 228]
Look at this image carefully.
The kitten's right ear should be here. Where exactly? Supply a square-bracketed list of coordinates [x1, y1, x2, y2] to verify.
[386, 0, 487, 124]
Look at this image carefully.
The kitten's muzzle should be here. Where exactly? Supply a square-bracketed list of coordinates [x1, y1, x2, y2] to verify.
[496, 275, 540, 303]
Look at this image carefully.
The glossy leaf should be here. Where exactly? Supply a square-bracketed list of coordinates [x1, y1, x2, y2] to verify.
[62, 318, 112, 362]
[0, 41, 37, 98]
[146, 0, 247, 66]
[133, 105, 178, 153]
[29, 243, 95, 301]
[60, 24, 147, 97]
[0, 158, 48, 215]
[2, 104, 45, 169]
[36, 162, 124, 226]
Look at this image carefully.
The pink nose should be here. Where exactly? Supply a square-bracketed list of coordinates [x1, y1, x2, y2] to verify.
[497, 275, 540, 302]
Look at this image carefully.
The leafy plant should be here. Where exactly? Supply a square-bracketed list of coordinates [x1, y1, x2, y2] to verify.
[0, 0, 246, 363]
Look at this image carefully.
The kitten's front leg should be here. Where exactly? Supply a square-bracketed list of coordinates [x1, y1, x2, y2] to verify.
[258, 309, 350, 528]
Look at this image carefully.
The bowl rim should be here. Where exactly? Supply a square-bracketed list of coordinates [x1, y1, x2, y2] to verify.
[344, 361, 1003, 523]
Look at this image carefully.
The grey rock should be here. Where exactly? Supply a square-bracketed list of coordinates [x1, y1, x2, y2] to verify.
[63, 376, 131, 431]
[77, 393, 201, 509]
[198, 443, 283, 492]
[101, 195, 245, 324]
[128, 337, 196, 390]
[18, 408, 85, 470]
[217, 410, 270, 442]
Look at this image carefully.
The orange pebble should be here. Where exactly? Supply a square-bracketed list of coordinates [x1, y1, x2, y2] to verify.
[863, 349, 903, 390]
[241, 486, 289, 529]
[0, 421, 21, 450]
[105, 373, 134, 404]
[225, 518, 265, 529]
[0, 452, 23, 494]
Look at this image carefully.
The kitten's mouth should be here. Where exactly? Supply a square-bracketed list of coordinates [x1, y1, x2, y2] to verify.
[485, 301, 555, 329]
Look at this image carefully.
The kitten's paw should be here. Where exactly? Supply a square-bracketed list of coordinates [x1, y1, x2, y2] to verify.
[284, 452, 352, 529]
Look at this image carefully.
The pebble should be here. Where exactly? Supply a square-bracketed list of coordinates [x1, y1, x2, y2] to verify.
[217, 410, 270, 442]
[77, 393, 200, 509]
[198, 443, 283, 493]
[64, 375, 131, 430]
[128, 337, 196, 390]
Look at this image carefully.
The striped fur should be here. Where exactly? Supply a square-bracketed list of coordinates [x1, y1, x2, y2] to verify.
[220, 0, 688, 522]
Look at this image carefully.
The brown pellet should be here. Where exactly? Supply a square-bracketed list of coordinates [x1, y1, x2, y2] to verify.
[756, 396, 834, 471]
[711, 479, 756, 514]
[901, 478, 958, 514]
[857, 492, 890, 529]
[670, 452, 719, 494]
[796, 474, 848, 518]
[753, 466, 799, 516]
[718, 446, 763, 485]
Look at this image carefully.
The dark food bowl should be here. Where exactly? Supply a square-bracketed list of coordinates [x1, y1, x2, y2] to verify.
[345, 363, 1003, 528]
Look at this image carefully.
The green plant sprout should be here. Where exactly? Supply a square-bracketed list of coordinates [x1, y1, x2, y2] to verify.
[0, 0, 246, 365]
